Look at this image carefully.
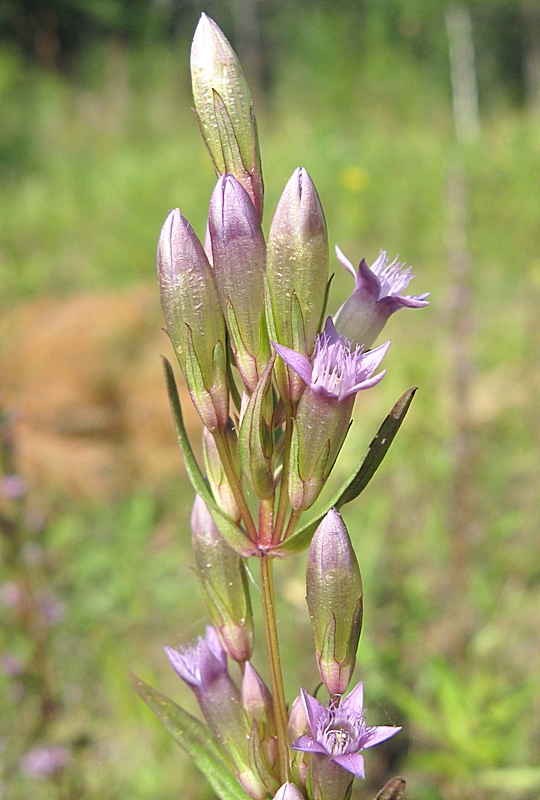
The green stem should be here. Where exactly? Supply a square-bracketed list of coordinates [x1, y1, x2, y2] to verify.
[273, 409, 294, 544]
[259, 555, 289, 784]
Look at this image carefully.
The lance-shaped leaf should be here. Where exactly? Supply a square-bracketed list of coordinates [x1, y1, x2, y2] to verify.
[237, 355, 275, 500]
[132, 675, 251, 800]
[163, 357, 257, 557]
[272, 387, 416, 556]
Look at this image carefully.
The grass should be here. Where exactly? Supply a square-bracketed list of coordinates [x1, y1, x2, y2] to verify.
[1, 17, 539, 800]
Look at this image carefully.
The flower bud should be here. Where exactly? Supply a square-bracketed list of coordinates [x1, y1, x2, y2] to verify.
[288, 695, 310, 788]
[273, 783, 306, 800]
[242, 662, 277, 770]
[157, 209, 229, 430]
[209, 175, 270, 391]
[266, 168, 328, 403]
[306, 510, 363, 697]
[191, 14, 263, 218]
[202, 426, 241, 523]
[191, 495, 253, 662]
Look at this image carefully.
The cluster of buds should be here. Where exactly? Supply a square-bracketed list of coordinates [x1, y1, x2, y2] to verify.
[145, 13, 428, 800]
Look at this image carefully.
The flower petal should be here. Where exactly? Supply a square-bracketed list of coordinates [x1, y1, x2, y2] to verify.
[333, 752, 365, 778]
[362, 726, 402, 749]
[272, 342, 313, 385]
[335, 245, 358, 281]
[341, 681, 364, 714]
[291, 734, 328, 755]
[357, 340, 391, 376]
[300, 688, 328, 737]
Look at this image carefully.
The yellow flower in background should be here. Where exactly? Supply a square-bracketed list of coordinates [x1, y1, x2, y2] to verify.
[340, 165, 369, 193]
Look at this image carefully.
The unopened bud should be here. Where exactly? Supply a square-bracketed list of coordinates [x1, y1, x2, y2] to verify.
[209, 175, 269, 391]
[306, 509, 363, 696]
[273, 783, 306, 800]
[288, 695, 310, 788]
[157, 209, 229, 430]
[191, 495, 253, 662]
[266, 168, 328, 403]
[191, 14, 263, 217]
[242, 662, 277, 770]
[202, 426, 241, 523]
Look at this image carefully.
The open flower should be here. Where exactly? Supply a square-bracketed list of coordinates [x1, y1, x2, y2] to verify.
[292, 682, 401, 779]
[333, 246, 429, 348]
[273, 319, 390, 511]
[272, 317, 389, 402]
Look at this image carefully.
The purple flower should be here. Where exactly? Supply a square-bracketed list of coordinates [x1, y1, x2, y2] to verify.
[272, 318, 389, 402]
[333, 247, 429, 348]
[165, 625, 227, 690]
[20, 745, 69, 778]
[292, 683, 401, 779]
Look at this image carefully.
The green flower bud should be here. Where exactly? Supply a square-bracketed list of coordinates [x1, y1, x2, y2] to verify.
[266, 168, 328, 403]
[202, 425, 241, 523]
[191, 495, 253, 662]
[241, 663, 278, 772]
[191, 13, 263, 218]
[306, 509, 363, 697]
[157, 208, 229, 430]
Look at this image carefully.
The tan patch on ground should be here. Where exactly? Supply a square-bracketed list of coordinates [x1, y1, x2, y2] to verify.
[0, 285, 202, 500]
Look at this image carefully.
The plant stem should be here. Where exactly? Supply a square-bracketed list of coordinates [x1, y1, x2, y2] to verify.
[273, 409, 294, 543]
[259, 555, 289, 784]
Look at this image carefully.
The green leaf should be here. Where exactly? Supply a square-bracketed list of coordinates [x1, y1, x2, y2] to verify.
[162, 357, 257, 557]
[273, 387, 416, 556]
[132, 674, 251, 800]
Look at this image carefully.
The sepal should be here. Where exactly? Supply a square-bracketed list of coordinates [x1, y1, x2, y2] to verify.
[203, 426, 241, 523]
[238, 356, 275, 500]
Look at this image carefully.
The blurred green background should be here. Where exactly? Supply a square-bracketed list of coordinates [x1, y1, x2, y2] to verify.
[1, 1, 539, 799]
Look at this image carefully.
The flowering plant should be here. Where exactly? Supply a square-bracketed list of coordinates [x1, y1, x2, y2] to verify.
[134, 14, 428, 800]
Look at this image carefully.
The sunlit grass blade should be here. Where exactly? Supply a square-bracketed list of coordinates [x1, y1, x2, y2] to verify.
[132, 674, 251, 800]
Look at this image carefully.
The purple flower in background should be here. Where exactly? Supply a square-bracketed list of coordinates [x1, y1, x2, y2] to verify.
[292, 683, 401, 779]
[333, 247, 429, 348]
[0, 474, 27, 500]
[273, 318, 389, 402]
[20, 745, 69, 778]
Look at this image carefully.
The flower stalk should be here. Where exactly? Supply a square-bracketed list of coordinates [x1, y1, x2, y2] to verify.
[143, 12, 429, 800]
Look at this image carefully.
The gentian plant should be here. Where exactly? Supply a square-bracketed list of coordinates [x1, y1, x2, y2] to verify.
[134, 13, 429, 800]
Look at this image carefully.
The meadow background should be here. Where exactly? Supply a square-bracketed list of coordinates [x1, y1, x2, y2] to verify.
[1, 1, 539, 799]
